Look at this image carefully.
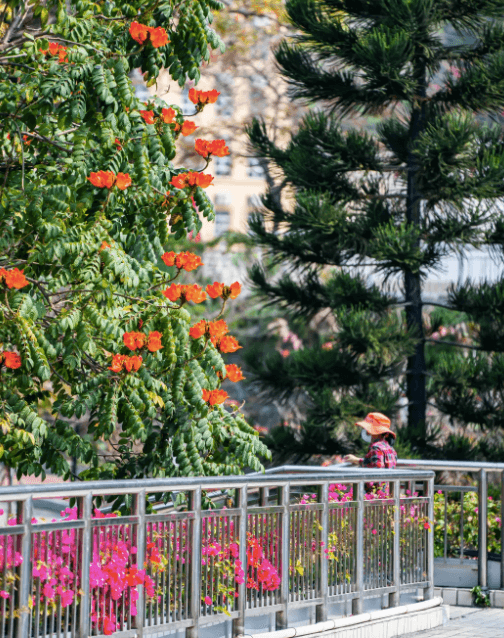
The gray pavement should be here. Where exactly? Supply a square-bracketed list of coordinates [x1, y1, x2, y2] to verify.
[401, 607, 504, 638]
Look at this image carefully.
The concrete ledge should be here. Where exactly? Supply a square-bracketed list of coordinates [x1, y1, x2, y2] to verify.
[239, 597, 447, 638]
[435, 586, 504, 608]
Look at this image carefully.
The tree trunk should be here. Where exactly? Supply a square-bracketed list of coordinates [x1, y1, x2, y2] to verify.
[405, 89, 427, 439]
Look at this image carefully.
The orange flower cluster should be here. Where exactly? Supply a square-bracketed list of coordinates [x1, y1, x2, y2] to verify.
[0, 351, 21, 369]
[129, 22, 170, 48]
[195, 139, 230, 159]
[161, 251, 203, 271]
[189, 88, 220, 106]
[219, 335, 242, 353]
[88, 171, 132, 190]
[202, 388, 228, 406]
[0, 267, 29, 289]
[123, 331, 163, 352]
[109, 354, 142, 373]
[99, 241, 111, 251]
[225, 364, 245, 382]
[140, 110, 155, 125]
[170, 172, 213, 189]
[188, 319, 241, 353]
[161, 108, 176, 123]
[174, 121, 197, 136]
[40, 42, 68, 62]
[206, 281, 241, 300]
[162, 283, 206, 304]
[189, 319, 227, 341]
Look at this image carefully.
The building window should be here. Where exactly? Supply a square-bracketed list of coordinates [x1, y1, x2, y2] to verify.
[215, 211, 230, 236]
[215, 153, 232, 177]
[248, 157, 266, 179]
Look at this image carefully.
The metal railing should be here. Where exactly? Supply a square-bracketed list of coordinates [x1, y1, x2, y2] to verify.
[0, 469, 434, 638]
[396, 460, 504, 591]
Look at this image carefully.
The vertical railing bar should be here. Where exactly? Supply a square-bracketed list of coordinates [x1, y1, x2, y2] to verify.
[478, 469, 488, 589]
[390, 480, 400, 607]
[443, 490, 448, 562]
[187, 487, 201, 638]
[425, 477, 435, 600]
[276, 483, 289, 630]
[351, 481, 363, 615]
[232, 486, 247, 638]
[133, 490, 146, 637]
[501, 471, 504, 589]
[16, 497, 32, 638]
[316, 482, 328, 623]
[460, 490, 464, 563]
[78, 493, 92, 638]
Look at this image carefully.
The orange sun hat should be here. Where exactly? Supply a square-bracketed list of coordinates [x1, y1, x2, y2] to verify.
[355, 412, 396, 439]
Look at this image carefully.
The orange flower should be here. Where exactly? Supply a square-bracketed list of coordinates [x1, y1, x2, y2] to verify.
[194, 139, 212, 158]
[161, 251, 176, 267]
[124, 355, 142, 372]
[161, 107, 176, 123]
[195, 139, 230, 158]
[209, 140, 230, 157]
[170, 172, 213, 189]
[114, 138, 122, 151]
[88, 171, 115, 188]
[226, 282, 241, 300]
[147, 331, 163, 352]
[189, 320, 207, 339]
[129, 21, 150, 44]
[123, 331, 146, 351]
[189, 88, 220, 105]
[1, 351, 22, 369]
[58, 46, 68, 63]
[194, 173, 213, 188]
[140, 110, 155, 125]
[99, 241, 111, 251]
[218, 335, 242, 353]
[206, 282, 224, 299]
[175, 251, 203, 271]
[48, 42, 60, 56]
[202, 388, 228, 406]
[162, 283, 182, 301]
[115, 173, 132, 190]
[174, 120, 197, 136]
[148, 26, 169, 48]
[109, 354, 127, 373]
[183, 284, 206, 303]
[1, 268, 29, 289]
[208, 320, 228, 341]
[225, 364, 245, 382]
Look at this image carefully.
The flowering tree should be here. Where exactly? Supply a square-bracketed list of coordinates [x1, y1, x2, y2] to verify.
[0, 0, 269, 480]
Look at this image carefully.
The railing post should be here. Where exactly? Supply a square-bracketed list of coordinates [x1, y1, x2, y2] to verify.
[133, 489, 146, 637]
[232, 486, 248, 638]
[16, 497, 32, 638]
[276, 483, 290, 630]
[352, 481, 364, 616]
[425, 477, 435, 600]
[390, 480, 401, 607]
[187, 487, 202, 638]
[501, 472, 504, 590]
[78, 492, 93, 638]
[478, 469, 488, 589]
[316, 482, 329, 623]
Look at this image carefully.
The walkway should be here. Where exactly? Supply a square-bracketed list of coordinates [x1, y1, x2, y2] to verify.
[401, 606, 504, 637]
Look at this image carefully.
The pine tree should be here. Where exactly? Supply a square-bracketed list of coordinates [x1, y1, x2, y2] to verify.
[246, 0, 504, 458]
[0, 0, 269, 480]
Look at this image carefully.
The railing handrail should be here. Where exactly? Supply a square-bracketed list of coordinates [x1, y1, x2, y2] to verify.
[0, 468, 434, 501]
[396, 459, 504, 472]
